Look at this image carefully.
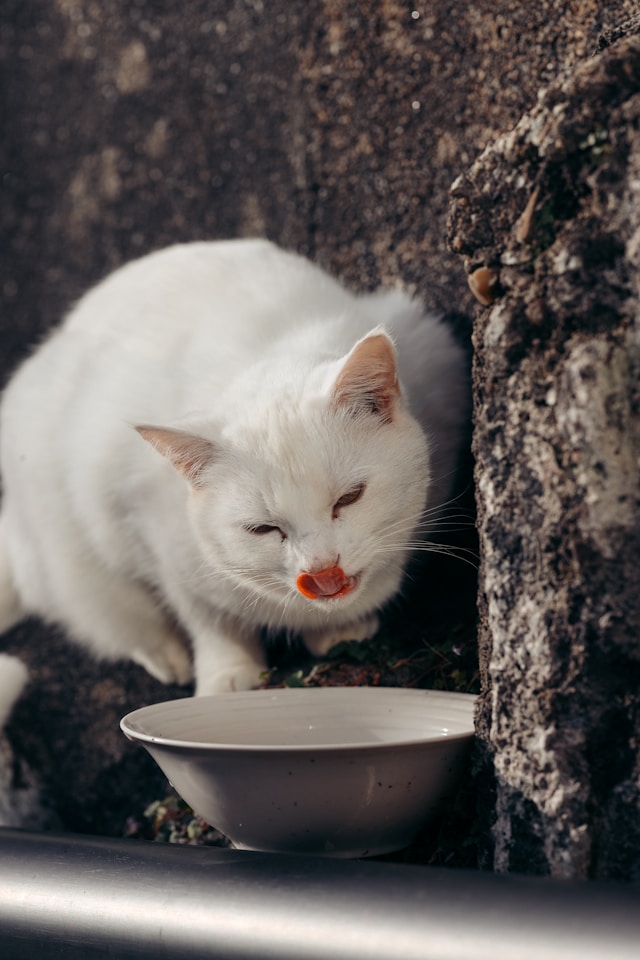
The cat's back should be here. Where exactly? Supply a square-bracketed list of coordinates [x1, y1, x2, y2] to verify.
[65, 239, 351, 348]
[1, 239, 351, 424]
[0, 240, 364, 468]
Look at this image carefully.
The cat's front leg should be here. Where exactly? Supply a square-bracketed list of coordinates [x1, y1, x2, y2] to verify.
[130, 626, 194, 687]
[302, 613, 380, 658]
[188, 608, 267, 695]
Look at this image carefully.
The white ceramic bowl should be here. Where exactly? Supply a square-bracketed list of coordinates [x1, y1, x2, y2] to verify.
[121, 687, 476, 858]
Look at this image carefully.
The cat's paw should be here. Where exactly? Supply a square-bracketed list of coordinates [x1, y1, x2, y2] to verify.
[303, 614, 380, 658]
[196, 662, 264, 696]
[131, 632, 193, 686]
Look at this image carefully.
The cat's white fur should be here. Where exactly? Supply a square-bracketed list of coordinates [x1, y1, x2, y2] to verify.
[0, 240, 468, 694]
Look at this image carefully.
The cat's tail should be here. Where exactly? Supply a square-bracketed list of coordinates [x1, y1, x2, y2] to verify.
[0, 653, 28, 730]
[0, 515, 23, 635]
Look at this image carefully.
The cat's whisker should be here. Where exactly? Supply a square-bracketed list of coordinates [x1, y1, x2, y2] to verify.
[264, 584, 301, 634]
[367, 514, 475, 553]
[362, 528, 479, 568]
[421, 480, 474, 514]
[372, 532, 478, 555]
[376, 505, 473, 535]
[415, 515, 474, 534]
[415, 513, 475, 530]
[411, 525, 476, 537]
[406, 544, 479, 569]
[175, 565, 217, 588]
[177, 562, 286, 593]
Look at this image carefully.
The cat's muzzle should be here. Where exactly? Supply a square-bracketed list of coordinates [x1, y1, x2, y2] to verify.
[296, 566, 356, 601]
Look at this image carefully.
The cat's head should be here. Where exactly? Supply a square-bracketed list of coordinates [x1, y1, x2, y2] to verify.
[136, 329, 430, 630]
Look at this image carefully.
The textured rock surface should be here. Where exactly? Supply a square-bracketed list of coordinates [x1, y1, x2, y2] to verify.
[449, 33, 640, 879]
[1, 0, 639, 863]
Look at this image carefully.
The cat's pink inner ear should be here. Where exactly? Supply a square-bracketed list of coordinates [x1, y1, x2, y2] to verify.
[332, 332, 399, 422]
[135, 426, 216, 487]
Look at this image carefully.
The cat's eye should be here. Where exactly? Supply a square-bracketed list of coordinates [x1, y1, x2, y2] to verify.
[246, 523, 286, 539]
[333, 483, 366, 514]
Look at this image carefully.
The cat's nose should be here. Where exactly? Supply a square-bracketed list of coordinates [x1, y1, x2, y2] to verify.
[296, 565, 355, 600]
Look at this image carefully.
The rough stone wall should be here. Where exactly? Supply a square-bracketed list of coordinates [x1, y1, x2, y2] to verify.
[449, 33, 640, 879]
[2, 0, 639, 866]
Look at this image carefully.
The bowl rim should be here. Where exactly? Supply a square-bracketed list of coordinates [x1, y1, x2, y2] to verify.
[120, 687, 477, 753]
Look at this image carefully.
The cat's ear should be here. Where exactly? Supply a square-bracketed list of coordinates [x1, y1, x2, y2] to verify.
[331, 331, 399, 422]
[135, 425, 216, 487]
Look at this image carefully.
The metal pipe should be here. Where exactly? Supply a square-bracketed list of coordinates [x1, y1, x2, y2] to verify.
[0, 828, 639, 960]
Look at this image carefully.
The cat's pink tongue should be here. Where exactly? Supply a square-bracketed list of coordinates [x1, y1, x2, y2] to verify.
[296, 566, 354, 600]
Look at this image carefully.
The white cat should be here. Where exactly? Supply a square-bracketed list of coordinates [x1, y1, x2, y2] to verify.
[0, 240, 468, 694]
